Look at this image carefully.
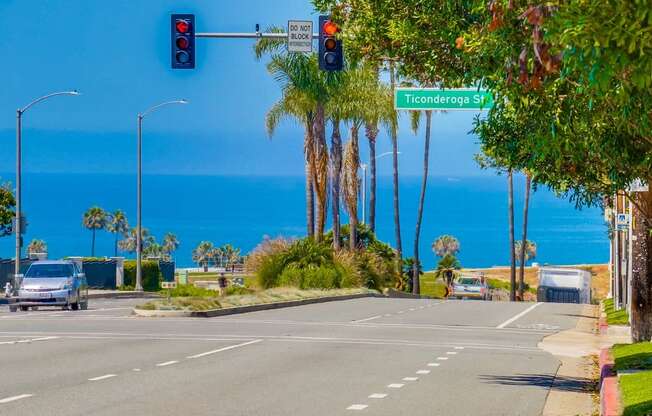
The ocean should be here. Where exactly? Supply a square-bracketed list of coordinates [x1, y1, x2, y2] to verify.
[0, 173, 608, 269]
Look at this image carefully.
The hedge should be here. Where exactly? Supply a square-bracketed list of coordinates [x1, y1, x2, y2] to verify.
[123, 260, 161, 292]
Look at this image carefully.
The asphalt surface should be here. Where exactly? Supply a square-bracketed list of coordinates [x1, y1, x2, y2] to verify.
[0, 297, 585, 415]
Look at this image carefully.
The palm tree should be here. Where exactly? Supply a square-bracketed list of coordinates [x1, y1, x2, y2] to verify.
[220, 244, 241, 271]
[409, 105, 434, 295]
[192, 241, 216, 272]
[162, 233, 180, 261]
[508, 169, 517, 301]
[432, 235, 460, 258]
[118, 227, 154, 255]
[518, 173, 533, 300]
[433, 254, 461, 283]
[143, 242, 163, 259]
[388, 61, 403, 269]
[27, 239, 47, 256]
[106, 210, 129, 257]
[515, 240, 537, 264]
[82, 206, 107, 257]
[341, 130, 360, 250]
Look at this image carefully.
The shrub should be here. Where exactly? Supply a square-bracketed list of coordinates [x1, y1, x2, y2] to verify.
[256, 252, 286, 289]
[334, 251, 362, 288]
[277, 264, 304, 288]
[301, 265, 341, 289]
[123, 260, 161, 292]
[225, 286, 254, 296]
[245, 236, 293, 273]
[164, 284, 216, 298]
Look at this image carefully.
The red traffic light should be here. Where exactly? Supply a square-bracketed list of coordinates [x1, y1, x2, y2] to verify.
[323, 20, 338, 36]
[175, 20, 189, 33]
[324, 38, 336, 51]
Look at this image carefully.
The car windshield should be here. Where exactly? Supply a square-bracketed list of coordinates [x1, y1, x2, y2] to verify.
[25, 264, 74, 278]
[457, 278, 480, 285]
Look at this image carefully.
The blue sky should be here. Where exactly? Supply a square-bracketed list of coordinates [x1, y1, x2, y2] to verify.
[0, 0, 485, 177]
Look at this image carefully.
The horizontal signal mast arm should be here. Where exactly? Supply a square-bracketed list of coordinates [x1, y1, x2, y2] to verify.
[195, 32, 319, 39]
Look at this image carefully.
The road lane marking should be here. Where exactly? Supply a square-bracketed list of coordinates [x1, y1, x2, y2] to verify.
[446, 351, 458, 355]
[403, 377, 418, 381]
[496, 302, 542, 329]
[132, 368, 141, 372]
[427, 363, 441, 367]
[454, 346, 465, 350]
[437, 357, 449, 360]
[347, 404, 368, 410]
[368, 393, 387, 399]
[88, 374, 117, 381]
[0, 394, 33, 404]
[0, 336, 59, 345]
[387, 383, 404, 388]
[156, 360, 179, 367]
[416, 370, 430, 374]
[186, 339, 262, 359]
[353, 315, 382, 323]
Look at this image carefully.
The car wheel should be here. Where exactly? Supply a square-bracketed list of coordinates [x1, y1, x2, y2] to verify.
[71, 301, 79, 311]
[81, 299, 88, 310]
[20, 306, 29, 311]
[9, 306, 17, 312]
[31, 306, 38, 311]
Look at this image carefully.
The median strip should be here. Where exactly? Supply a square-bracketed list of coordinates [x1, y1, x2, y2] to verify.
[0, 394, 33, 404]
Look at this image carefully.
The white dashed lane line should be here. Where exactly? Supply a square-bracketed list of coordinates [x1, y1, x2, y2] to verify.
[368, 393, 387, 399]
[186, 339, 262, 359]
[454, 346, 465, 350]
[446, 351, 458, 355]
[437, 357, 449, 361]
[156, 360, 179, 367]
[427, 362, 441, 367]
[0, 336, 59, 345]
[387, 383, 404, 389]
[402, 377, 419, 382]
[347, 404, 368, 410]
[0, 394, 33, 404]
[416, 370, 430, 374]
[88, 374, 117, 381]
[352, 315, 382, 323]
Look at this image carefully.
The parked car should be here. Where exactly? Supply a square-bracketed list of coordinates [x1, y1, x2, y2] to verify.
[9, 260, 88, 312]
[451, 276, 489, 300]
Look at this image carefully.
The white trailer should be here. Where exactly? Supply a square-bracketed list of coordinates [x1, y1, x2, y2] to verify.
[537, 267, 592, 304]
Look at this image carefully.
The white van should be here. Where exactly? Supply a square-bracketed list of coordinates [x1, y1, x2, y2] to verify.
[537, 267, 591, 304]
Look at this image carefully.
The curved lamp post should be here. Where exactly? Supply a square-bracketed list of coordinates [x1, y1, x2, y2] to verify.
[135, 99, 188, 291]
[14, 90, 81, 289]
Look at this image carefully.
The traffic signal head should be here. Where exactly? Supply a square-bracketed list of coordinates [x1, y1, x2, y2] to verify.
[171, 14, 195, 69]
[318, 15, 343, 71]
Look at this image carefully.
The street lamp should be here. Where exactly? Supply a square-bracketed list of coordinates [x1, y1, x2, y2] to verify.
[135, 99, 188, 292]
[14, 90, 80, 290]
[360, 151, 399, 224]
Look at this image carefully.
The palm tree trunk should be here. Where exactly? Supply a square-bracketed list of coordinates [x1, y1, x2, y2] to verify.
[304, 128, 315, 239]
[331, 118, 343, 250]
[114, 233, 118, 257]
[313, 103, 329, 241]
[518, 173, 532, 300]
[412, 110, 432, 295]
[91, 229, 96, 257]
[365, 125, 378, 233]
[389, 61, 403, 269]
[508, 169, 516, 301]
[349, 124, 360, 251]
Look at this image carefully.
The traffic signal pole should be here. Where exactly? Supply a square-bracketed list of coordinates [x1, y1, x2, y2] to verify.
[194, 31, 318, 39]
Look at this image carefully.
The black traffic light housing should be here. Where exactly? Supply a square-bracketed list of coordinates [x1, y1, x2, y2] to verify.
[171, 14, 195, 69]
[318, 15, 343, 71]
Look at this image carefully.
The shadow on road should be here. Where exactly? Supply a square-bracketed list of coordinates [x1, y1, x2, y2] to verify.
[479, 374, 594, 393]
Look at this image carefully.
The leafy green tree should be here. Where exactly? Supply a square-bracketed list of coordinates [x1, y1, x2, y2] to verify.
[27, 239, 47, 256]
[82, 206, 107, 257]
[433, 254, 461, 284]
[0, 181, 15, 238]
[106, 210, 129, 257]
[432, 235, 460, 258]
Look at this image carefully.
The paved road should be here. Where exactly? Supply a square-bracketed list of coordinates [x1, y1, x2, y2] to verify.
[0, 297, 585, 415]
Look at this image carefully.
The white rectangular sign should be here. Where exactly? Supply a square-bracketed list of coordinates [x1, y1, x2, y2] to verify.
[288, 20, 312, 53]
[161, 281, 177, 289]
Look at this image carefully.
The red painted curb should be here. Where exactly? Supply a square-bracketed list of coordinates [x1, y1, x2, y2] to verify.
[599, 315, 608, 335]
[601, 375, 621, 416]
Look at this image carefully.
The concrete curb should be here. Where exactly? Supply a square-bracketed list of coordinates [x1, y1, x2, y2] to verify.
[384, 288, 435, 299]
[87, 291, 161, 300]
[192, 292, 384, 318]
[132, 308, 192, 318]
[599, 344, 622, 415]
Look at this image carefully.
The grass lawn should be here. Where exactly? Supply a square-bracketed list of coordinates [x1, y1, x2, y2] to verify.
[604, 298, 630, 326]
[613, 342, 652, 372]
[419, 272, 447, 298]
[620, 370, 652, 416]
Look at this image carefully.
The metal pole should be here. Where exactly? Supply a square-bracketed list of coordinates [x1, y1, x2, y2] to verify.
[14, 110, 22, 293]
[196, 32, 319, 39]
[136, 115, 143, 292]
[361, 164, 367, 224]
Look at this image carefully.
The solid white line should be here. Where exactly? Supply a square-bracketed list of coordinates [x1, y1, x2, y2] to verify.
[496, 303, 542, 329]
[186, 339, 262, 359]
[368, 393, 387, 399]
[352, 315, 382, 323]
[29, 336, 59, 342]
[387, 383, 404, 388]
[156, 360, 178, 367]
[347, 404, 368, 410]
[0, 394, 33, 404]
[416, 370, 430, 374]
[403, 377, 418, 381]
[88, 374, 116, 381]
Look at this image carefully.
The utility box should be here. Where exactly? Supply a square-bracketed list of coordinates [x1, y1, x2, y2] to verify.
[537, 267, 591, 304]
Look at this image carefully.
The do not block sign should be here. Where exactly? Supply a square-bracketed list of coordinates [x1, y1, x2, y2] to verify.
[288, 20, 313, 53]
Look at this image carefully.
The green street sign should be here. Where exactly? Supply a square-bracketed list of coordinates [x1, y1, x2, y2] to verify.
[394, 88, 493, 111]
